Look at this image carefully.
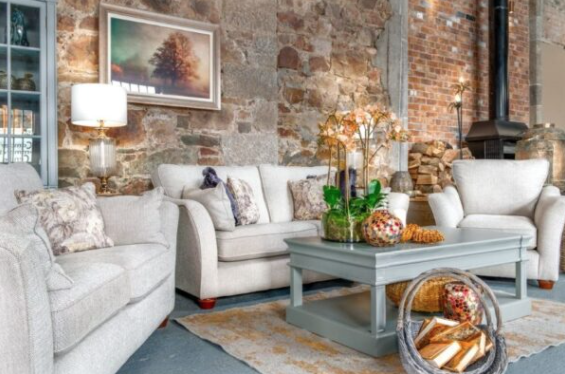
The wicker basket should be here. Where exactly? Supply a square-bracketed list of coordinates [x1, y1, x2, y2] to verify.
[386, 277, 453, 313]
[397, 268, 508, 374]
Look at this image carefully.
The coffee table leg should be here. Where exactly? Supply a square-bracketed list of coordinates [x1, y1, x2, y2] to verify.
[516, 258, 527, 300]
[290, 266, 303, 307]
[371, 285, 386, 336]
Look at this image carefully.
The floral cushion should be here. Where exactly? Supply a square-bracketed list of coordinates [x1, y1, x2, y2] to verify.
[227, 177, 260, 226]
[15, 183, 114, 255]
[288, 175, 328, 220]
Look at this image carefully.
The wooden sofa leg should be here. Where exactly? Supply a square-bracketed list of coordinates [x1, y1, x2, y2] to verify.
[197, 298, 217, 310]
[158, 317, 169, 329]
[538, 280, 555, 290]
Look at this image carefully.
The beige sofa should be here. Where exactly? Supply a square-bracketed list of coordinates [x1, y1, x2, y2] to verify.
[152, 164, 409, 308]
[0, 163, 179, 374]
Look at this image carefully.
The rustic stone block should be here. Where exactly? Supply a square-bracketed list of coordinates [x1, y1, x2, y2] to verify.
[223, 64, 277, 101]
[309, 55, 330, 72]
[222, 0, 277, 33]
[278, 46, 301, 70]
[283, 87, 304, 104]
[222, 134, 278, 165]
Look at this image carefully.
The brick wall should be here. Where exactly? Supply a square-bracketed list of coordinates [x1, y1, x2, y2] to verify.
[407, 0, 530, 145]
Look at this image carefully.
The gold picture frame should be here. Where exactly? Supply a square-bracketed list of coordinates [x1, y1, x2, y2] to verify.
[99, 3, 221, 110]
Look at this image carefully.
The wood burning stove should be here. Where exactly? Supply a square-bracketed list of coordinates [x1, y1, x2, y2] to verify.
[465, 0, 527, 159]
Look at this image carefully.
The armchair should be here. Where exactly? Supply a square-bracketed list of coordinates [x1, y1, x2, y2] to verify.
[429, 159, 565, 289]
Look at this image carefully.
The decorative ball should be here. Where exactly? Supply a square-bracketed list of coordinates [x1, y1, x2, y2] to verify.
[442, 281, 484, 325]
[362, 210, 404, 247]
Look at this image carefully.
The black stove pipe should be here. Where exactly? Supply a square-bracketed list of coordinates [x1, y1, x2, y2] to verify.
[491, 0, 509, 121]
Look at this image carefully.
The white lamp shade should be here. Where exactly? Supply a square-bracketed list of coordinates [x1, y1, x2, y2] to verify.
[71, 84, 127, 128]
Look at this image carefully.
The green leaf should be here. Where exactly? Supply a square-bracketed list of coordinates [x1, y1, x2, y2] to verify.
[323, 185, 343, 209]
[368, 179, 381, 196]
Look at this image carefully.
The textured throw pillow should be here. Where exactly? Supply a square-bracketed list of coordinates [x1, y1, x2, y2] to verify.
[0, 204, 73, 290]
[15, 183, 114, 255]
[227, 177, 260, 226]
[96, 187, 168, 247]
[183, 183, 236, 231]
[201, 167, 239, 224]
[289, 175, 328, 220]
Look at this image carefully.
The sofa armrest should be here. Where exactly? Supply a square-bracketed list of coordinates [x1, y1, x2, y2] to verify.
[388, 192, 410, 227]
[534, 186, 565, 281]
[428, 185, 464, 228]
[0, 235, 54, 374]
[159, 200, 179, 254]
[165, 197, 219, 300]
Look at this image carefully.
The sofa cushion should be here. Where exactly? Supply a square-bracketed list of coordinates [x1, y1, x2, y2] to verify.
[259, 165, 329, 223]
[97, 188, 168, 247]
[216, 222, 318, 261]
[452, 159, 549, 218]
[50, 262, 129, 354]
[0, 163, 43, 216]
[57, 244, 173, 301]
[459, 214, 537, 249]
[288, 175, 327, 220]
[153, 164, 270, 224]
[183, 183, 236, 231]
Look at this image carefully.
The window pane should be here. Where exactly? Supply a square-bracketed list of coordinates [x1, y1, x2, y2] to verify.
[11, 136, 40, 171]
[11, 91, 39, 136]
[11, 48, 40, 92]
[10, 5, 40, 49]
[0, 136, 7, 163]
[0, 3, 7, 44]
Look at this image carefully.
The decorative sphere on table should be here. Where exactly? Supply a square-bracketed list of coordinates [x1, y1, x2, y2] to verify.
[442, 281, 484, 325]
[362, 210, 404, 247]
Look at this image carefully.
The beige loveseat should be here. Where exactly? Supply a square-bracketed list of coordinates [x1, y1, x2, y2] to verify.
[152, 164, 410, 308]
[0, 163, 179, 374]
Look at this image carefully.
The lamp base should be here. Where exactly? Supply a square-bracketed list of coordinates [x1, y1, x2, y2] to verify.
[98, 176, 111, 195]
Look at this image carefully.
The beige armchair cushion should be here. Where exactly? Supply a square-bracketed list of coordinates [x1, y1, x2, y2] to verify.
[452, 159, 549, 218]
[459, 214, 537, 249]
[183, 183, 236, 231]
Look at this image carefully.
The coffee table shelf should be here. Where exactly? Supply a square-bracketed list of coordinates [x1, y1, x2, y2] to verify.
[285, 228, 532, 357]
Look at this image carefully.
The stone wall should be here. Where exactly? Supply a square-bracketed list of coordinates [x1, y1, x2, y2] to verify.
[407, 0, 530, 144]
[544, 0, 565, 46]
[57, 0, 394, 193]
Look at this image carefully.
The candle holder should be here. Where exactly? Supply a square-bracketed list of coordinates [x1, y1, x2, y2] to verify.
[449, 78, 471, 159]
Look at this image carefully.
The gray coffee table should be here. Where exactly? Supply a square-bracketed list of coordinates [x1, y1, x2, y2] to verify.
[285, 227, 531, 357]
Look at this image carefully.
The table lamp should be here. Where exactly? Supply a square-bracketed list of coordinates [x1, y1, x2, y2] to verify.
[71, 83, 127, 194]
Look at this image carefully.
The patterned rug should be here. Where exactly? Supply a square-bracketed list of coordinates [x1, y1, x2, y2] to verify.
[177, 286, 565, 374]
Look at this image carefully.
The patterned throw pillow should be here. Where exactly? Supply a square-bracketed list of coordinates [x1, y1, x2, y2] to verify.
[227, 177, 260, 226]
[288, 175, 328, 220]
[15, 183, 114, 255]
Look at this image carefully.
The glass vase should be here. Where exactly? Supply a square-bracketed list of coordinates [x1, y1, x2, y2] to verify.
[321, 211, 365, 243]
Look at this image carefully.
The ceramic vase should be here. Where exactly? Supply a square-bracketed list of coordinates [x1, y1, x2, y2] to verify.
[442, 281, 484, 325]
[362, 210, 403, 247]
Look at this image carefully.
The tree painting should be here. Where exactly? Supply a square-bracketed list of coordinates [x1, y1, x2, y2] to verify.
[109, 16, 212, 100]
[149, 32, 200, 88]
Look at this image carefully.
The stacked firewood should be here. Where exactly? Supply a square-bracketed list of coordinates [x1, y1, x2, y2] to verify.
[409, 140, 473, 195]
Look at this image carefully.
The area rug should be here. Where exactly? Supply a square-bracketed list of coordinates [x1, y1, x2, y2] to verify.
[177, 286, 565, 374]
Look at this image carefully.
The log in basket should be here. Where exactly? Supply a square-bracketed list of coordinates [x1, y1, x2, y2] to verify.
[396, 268, 508, 374]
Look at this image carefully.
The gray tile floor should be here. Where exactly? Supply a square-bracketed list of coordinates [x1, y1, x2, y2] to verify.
[118, 275, 565, 374]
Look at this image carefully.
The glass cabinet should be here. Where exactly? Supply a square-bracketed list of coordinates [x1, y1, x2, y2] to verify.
[0, 0, 57, 187]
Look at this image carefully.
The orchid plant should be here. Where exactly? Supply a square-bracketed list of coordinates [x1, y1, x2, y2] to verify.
[318, 105, 397, 236]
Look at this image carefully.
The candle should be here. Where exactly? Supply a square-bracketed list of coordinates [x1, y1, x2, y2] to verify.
[458, 76, 465, 84]
[455, 93, 462, 104]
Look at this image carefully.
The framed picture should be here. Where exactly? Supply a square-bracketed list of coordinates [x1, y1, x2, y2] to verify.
[99, 4, 221, 110]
